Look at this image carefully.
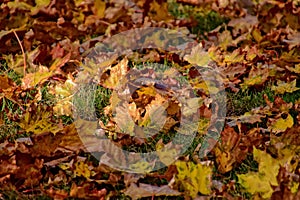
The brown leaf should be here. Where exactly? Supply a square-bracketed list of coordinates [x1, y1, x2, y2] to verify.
[0, 75, 15, 91]
[29, 132, 63, 157]
[124, 183, 181, 200]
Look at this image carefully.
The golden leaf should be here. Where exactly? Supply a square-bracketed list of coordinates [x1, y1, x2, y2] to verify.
[103, 58, 128, 89]
[148, 0, 173, 22]
[114, 103, 135, 135]
[271, 80, 299, 94]
[19, 110, 62, 135]
[74, 161, 91, 179]
[238, 147, 281, 199]
[156, 140, 178, 166]
[184, 44, 210, 66]
[175, 161, 212, 197]
[271, 113, 294, 133]
[94, 0, 106, 19]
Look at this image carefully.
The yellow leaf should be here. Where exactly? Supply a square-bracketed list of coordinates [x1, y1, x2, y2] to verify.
[103, 58, 128, 89]
[59, 163, 71, 170]
[94, 0, 106, 18]
[19, 110, 62, 135]
[35, 0, 50, 7]
[54, 78, 76, 98]
[175, 161, 212, 197]
[139, 103, 167, 131]
[192, 80, 220, 95]
[7, 1, 32, 11]
[114, 103, 135, 135]
[74, 161, 91, 179]
[238, 147, 281, 199]
[271, 80, 299, 94]
[129, 161, 153, 173]
[253, 147, 279, 186]
[182, 97, 203, 116]
[53, 98, 73, 116]
[224, 49, 244, 64]
[218, 30, 232, 50]
[238, 172, 274, 199]
[137, 86, 157, 97]
[271, 113, 294, 133]
[148, 0, 173, 21]
[214, 147, 234, 173]
[290, 181, 299, 194]
[241, 75, 262, 89]
[252, 28, 263, 43]
[156, 141, 178, 166]
[22, 66, 53, 89]
[286, 63, 300, 74]
[184, 44, 210, 66]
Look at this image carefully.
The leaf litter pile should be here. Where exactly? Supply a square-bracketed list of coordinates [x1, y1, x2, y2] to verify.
[0, 0, 300, 199]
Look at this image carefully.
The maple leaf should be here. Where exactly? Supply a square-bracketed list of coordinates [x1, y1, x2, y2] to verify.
[241, 64, 270, 90]
[74, 161, 91, 179]
[52, 76, 76, 116]
[102, 58, 128, 89]
[114, 102, 135, 135]
[148, 0, 173, 22]
[184, 44, 211, 66]
[286, 63, 300, 74]
[271, 80, 299, 95]
[22, 66, 53, 89]
[124, 183, 181, 200]
[237, 147, 283, 199]
[19, 109, 62, 135]
[218, 30, 233, 51]
[271, 113, 294, 134]
[129, 160, 154, 173]
[93, 0, 106, 19]
[175, 160, 212, 197]
[156, 140, 179, 166]
[283, 31, 300, 49]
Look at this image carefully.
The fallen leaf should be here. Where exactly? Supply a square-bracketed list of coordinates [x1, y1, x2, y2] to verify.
[271, 80, 299, 95]
[271, 113, 294, 134]
[175, 160, 212, 197]
[124, 183, 181, 200]
[184, 44, 211, 66]
[238, 147, 280, 199]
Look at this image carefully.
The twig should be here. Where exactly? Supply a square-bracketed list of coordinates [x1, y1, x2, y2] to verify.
[12, 30, 26, 76]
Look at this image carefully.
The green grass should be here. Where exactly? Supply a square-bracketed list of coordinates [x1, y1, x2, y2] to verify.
[226, 82, 300, 116]
[0, 59, 22, 85]
[168, 0, 229, 36]
[226, 86, 273, 116]
[73, 84, 111, 123]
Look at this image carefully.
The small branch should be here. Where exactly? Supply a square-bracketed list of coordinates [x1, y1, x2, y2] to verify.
[12, 30, 26, 76]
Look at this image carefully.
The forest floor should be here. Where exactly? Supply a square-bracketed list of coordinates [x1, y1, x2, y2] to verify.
[0, 0, 300, 199]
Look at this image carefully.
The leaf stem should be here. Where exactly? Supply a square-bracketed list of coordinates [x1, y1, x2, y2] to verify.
[13, 30, 27, 76]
